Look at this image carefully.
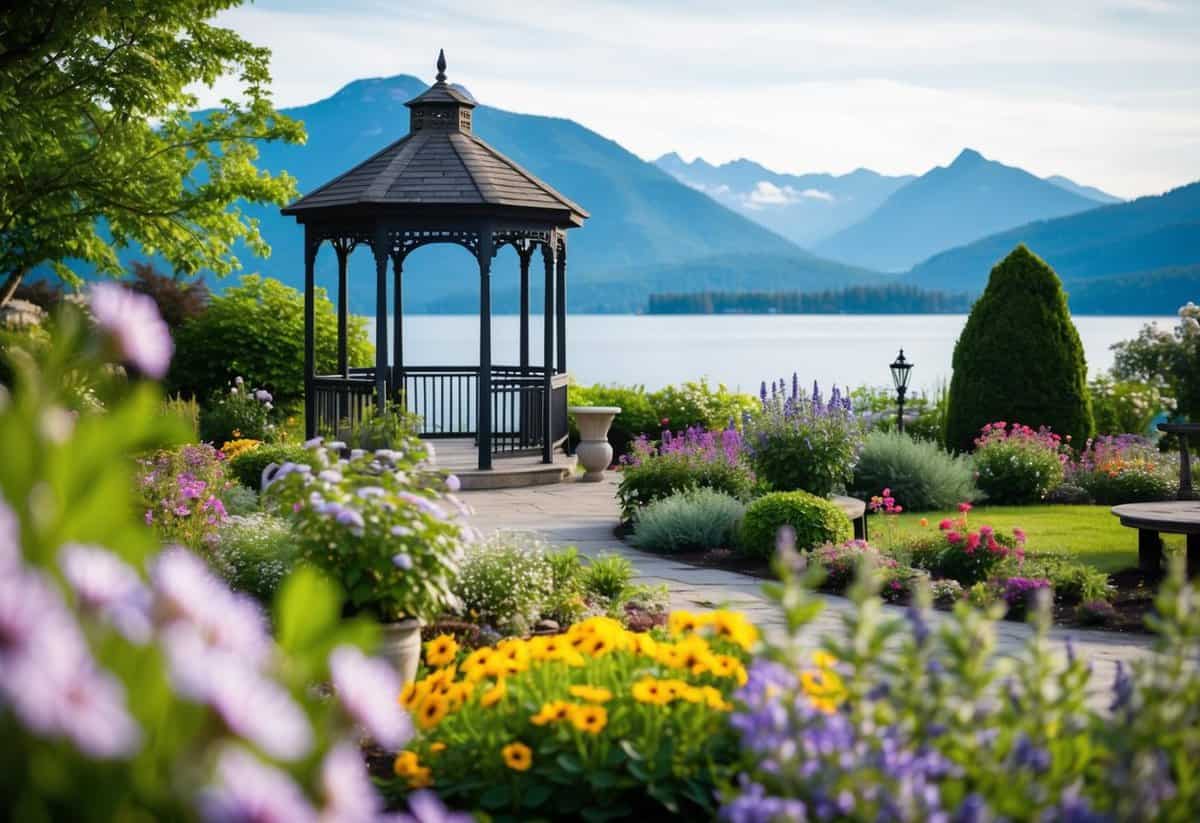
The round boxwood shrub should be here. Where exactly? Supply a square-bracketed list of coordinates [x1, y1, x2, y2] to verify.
[738, 491, 853, 560]
[228, 443, 321, 490]
[944, 245, 1094, 453]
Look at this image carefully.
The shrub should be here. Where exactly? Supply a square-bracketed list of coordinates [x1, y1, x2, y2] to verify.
[1112, 300, 1199, 424]
[744, 378, 863, 496]
[850, 430, 977, 511]
[972, 421, 1068, 504]
[1088, 375, 1174, 436]
[455, 532, 555, 636]
[169, 275, 373, 407]
[220, 483, 259, 516]
[335, 400, 420, 450]
[630, 488, 745, 554]
[880, 564, 927, 603]
[616, 426, 754, 521]
[582, 553, 636, 602]
[391, 613, 753, 819]
[1020, 554, 1114, 604]
[1068, 434, 1177, 504]
[136, 444, 230, 548]
[210, 513, 297, 604]
[998, 576, 1053, 618]
[811, 540, 898, 594]
[930, 578, 964, 607]
[568, 383, 658, 458]
[1044, 483, 1092, 505]
[723, 558, 1200, 821]
[543, 547, 588, 627]
[945, 245, 1094, 452]
[127, 261, 209, 331]
[264, 438, 466, 623]
[900, 506, 1026, 586]
[198, 377, 275, 443]
[228, 442, 321, 490]
[1076, 599, 1117, 626]
[739, 491, 853, 559]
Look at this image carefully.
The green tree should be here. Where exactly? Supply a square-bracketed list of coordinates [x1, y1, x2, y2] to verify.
[0, 0, 304, 306]
[1111, 301, 1200, 424]
[169, 275, 373, 408]
[945, 245, 1094, 452]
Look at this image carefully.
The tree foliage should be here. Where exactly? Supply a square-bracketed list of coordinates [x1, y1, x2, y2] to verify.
[169, 275, 373, 408]
[944, 245, 1094, 452]
[1111, 301, 1200, 424]
[0, 0, 305, 305]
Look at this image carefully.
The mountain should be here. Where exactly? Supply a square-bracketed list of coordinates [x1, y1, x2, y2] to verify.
[234, 74, 837, 312]
[425, 251, 884, 313]
[813, 149, 1105, 272]
[1063, 266, 1200, 315]
[653, 153, 913, 246]
[906, 181, 1200, 298]
[1043, 175, 1122, 205]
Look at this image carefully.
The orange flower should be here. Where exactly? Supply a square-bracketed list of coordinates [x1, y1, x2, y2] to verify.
[502, 742, 533, 772]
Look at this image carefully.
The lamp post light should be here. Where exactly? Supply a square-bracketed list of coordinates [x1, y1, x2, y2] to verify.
[890, 349, 913, 434]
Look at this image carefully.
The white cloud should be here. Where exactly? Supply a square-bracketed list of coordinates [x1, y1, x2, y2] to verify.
[197, 0, 1200, 198]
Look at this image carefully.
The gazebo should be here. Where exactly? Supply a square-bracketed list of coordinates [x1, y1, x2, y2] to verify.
[282, 51, 588, 471]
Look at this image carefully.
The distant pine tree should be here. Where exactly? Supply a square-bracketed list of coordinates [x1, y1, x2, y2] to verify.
[945, 245, 1094, 451]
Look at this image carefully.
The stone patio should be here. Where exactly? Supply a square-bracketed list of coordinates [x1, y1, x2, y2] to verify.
[462, 474, 1158, 705]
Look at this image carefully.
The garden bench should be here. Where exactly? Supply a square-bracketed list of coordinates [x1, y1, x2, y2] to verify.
[832, 495, 868, 542]
[1157, 422, 1198, 500]
[1111, 500, 1200, 579]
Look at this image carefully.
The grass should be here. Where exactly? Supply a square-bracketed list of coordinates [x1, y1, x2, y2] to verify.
[869, 505, 1185, 573]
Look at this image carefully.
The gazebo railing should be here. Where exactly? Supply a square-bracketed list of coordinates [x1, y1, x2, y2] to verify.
[311, 366, 569, 459]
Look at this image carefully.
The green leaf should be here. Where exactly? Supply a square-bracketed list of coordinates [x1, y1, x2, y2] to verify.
[274, 566, 341, 654]
[520, 782, 552, 808]
[618, 740, 643, 762]
[479, 784, 511, 810]
[555, 752, 583, 774]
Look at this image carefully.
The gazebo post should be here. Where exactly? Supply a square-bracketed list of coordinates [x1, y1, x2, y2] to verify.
[555, 235, 567, 374]
[541, 240, 555, 464]
[336, 243, 349, 378]
[519, 246, 531, 373]
[392, 252, 404, 394]
[371, 228, 389, 413]
[478, 225, 494, 470]
[303, 227, 317, 439]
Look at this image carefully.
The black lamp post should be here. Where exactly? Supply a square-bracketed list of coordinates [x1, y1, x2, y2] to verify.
[890, 349, 913, 434]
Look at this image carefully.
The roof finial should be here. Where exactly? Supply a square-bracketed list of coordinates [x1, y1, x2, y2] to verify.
[436, 49, 447, 83]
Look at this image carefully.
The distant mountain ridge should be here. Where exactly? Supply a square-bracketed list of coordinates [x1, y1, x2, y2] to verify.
[653, 153, 913, 246]
[906, 181, 1200, 295]
[813, 148, 1109, 272]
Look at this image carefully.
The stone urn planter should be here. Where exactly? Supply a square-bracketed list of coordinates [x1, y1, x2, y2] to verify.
[379, 618, 423, 683]
[569, 405, 621, 482]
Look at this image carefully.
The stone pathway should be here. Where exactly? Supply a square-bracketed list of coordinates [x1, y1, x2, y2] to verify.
[461, 476, 1157, 704]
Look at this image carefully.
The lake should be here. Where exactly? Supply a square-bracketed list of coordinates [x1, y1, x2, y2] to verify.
[369, 314, 1175, 395]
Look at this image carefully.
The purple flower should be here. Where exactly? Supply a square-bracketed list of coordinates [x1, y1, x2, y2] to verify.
[319, 740, 384, 822]
[60, 543, 153, 643]
[254, 389, 273, 403]
[199, 746, 317, 823]
[392, 553, 413, 570]
[388, 791, 474, 823]
[328, 645, 412, 749]
[335, 507, 366, 536]
[88, 282, 173, 378]
[445, 475, 461, 493]
[164, 626, 313, 760]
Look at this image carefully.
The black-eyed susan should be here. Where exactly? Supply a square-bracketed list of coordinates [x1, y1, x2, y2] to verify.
[631, 677, 672, 706]
[668, 610, 707, 636]
[399, 679, 430, 710]
[530, 700, 573, 726]
[700, 685, 733, 712]
[501, 741, 532, 772]
[416, 693, 449, 729]
[710, 610, 759, 651]
[480, 679, 507, 708]
[568, 685, 613, 703]
[424, 634, 460, 668]
[429, 742, 447, 754]
[393, 750, 421, 778]
[407, 766, 432, 789]
[570, 704, 607, 734]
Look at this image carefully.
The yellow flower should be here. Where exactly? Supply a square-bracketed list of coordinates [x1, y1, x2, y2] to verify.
[393, 751, 421, 778]
[632, 632, 658, 657]
[812, 650, 838, 670]
[568, 685, 613, 703]
[631, 677, 672, 706]
[502, 742, 533, 772]
[530, 700, 573, 726]
[408, 766, 433, 789]
[219, 438, 261, 460]
[446, 681, 473, 712]
[710, 610, 759, 651]
[480, 679, 507, 708]
[416, 694, 449, 729]
[799, 665, 846, 714]
[424, 635, 460, 668]
[678, 685, 705, 704]
[668, 610, 703, 636]
[399, 680, 430, 711]
[700, 686, 733, 711]
[429, 742, 447, 754]
[709, 655, 741, 678]
[496, 638, 531, 672]
[570, 704, 608, 734]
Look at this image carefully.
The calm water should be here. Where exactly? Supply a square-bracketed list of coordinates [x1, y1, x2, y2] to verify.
[368, 314, 1175, 395]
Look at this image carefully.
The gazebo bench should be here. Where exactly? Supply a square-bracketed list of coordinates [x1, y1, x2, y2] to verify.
[1111, 501, 1200, 579]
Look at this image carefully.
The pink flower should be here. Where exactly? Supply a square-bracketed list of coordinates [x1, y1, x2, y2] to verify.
[937, 519, 953, 531]
[893, 505, 903, 513]
[882, 488, 891, 497]
[945, 531, 963, 544]
[88, 283, 173, 378]
[965, 532, 981, 552]
[1012, 527, 1027, 544]
[958, 502, 973, 514]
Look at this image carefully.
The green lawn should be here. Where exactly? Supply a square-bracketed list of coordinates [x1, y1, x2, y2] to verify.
[870, 505, 1185, 573]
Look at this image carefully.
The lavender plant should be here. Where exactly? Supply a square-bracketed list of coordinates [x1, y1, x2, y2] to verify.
[744, 377, 863, 496]
[137, 443, 230, 548]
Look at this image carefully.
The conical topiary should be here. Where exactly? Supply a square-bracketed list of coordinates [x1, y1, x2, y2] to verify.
[944, 245, 1094, 452]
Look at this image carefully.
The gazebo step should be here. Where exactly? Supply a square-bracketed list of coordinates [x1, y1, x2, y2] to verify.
[426, 437, 577, 490]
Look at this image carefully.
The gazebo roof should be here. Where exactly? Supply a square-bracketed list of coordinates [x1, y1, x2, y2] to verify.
[282, 51, 588, 227]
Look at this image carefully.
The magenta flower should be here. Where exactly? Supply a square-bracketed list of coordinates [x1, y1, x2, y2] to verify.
[199, 746, 318, 823]
[88, 282, 173, 378]
[328, 645, 412, 750]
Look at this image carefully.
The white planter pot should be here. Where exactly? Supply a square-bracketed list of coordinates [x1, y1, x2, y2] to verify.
[569, 405, 621, 482]
[379, 618, 423, 684]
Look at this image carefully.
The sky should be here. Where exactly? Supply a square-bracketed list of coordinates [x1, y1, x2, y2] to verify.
[201, 0, 1200, 199]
